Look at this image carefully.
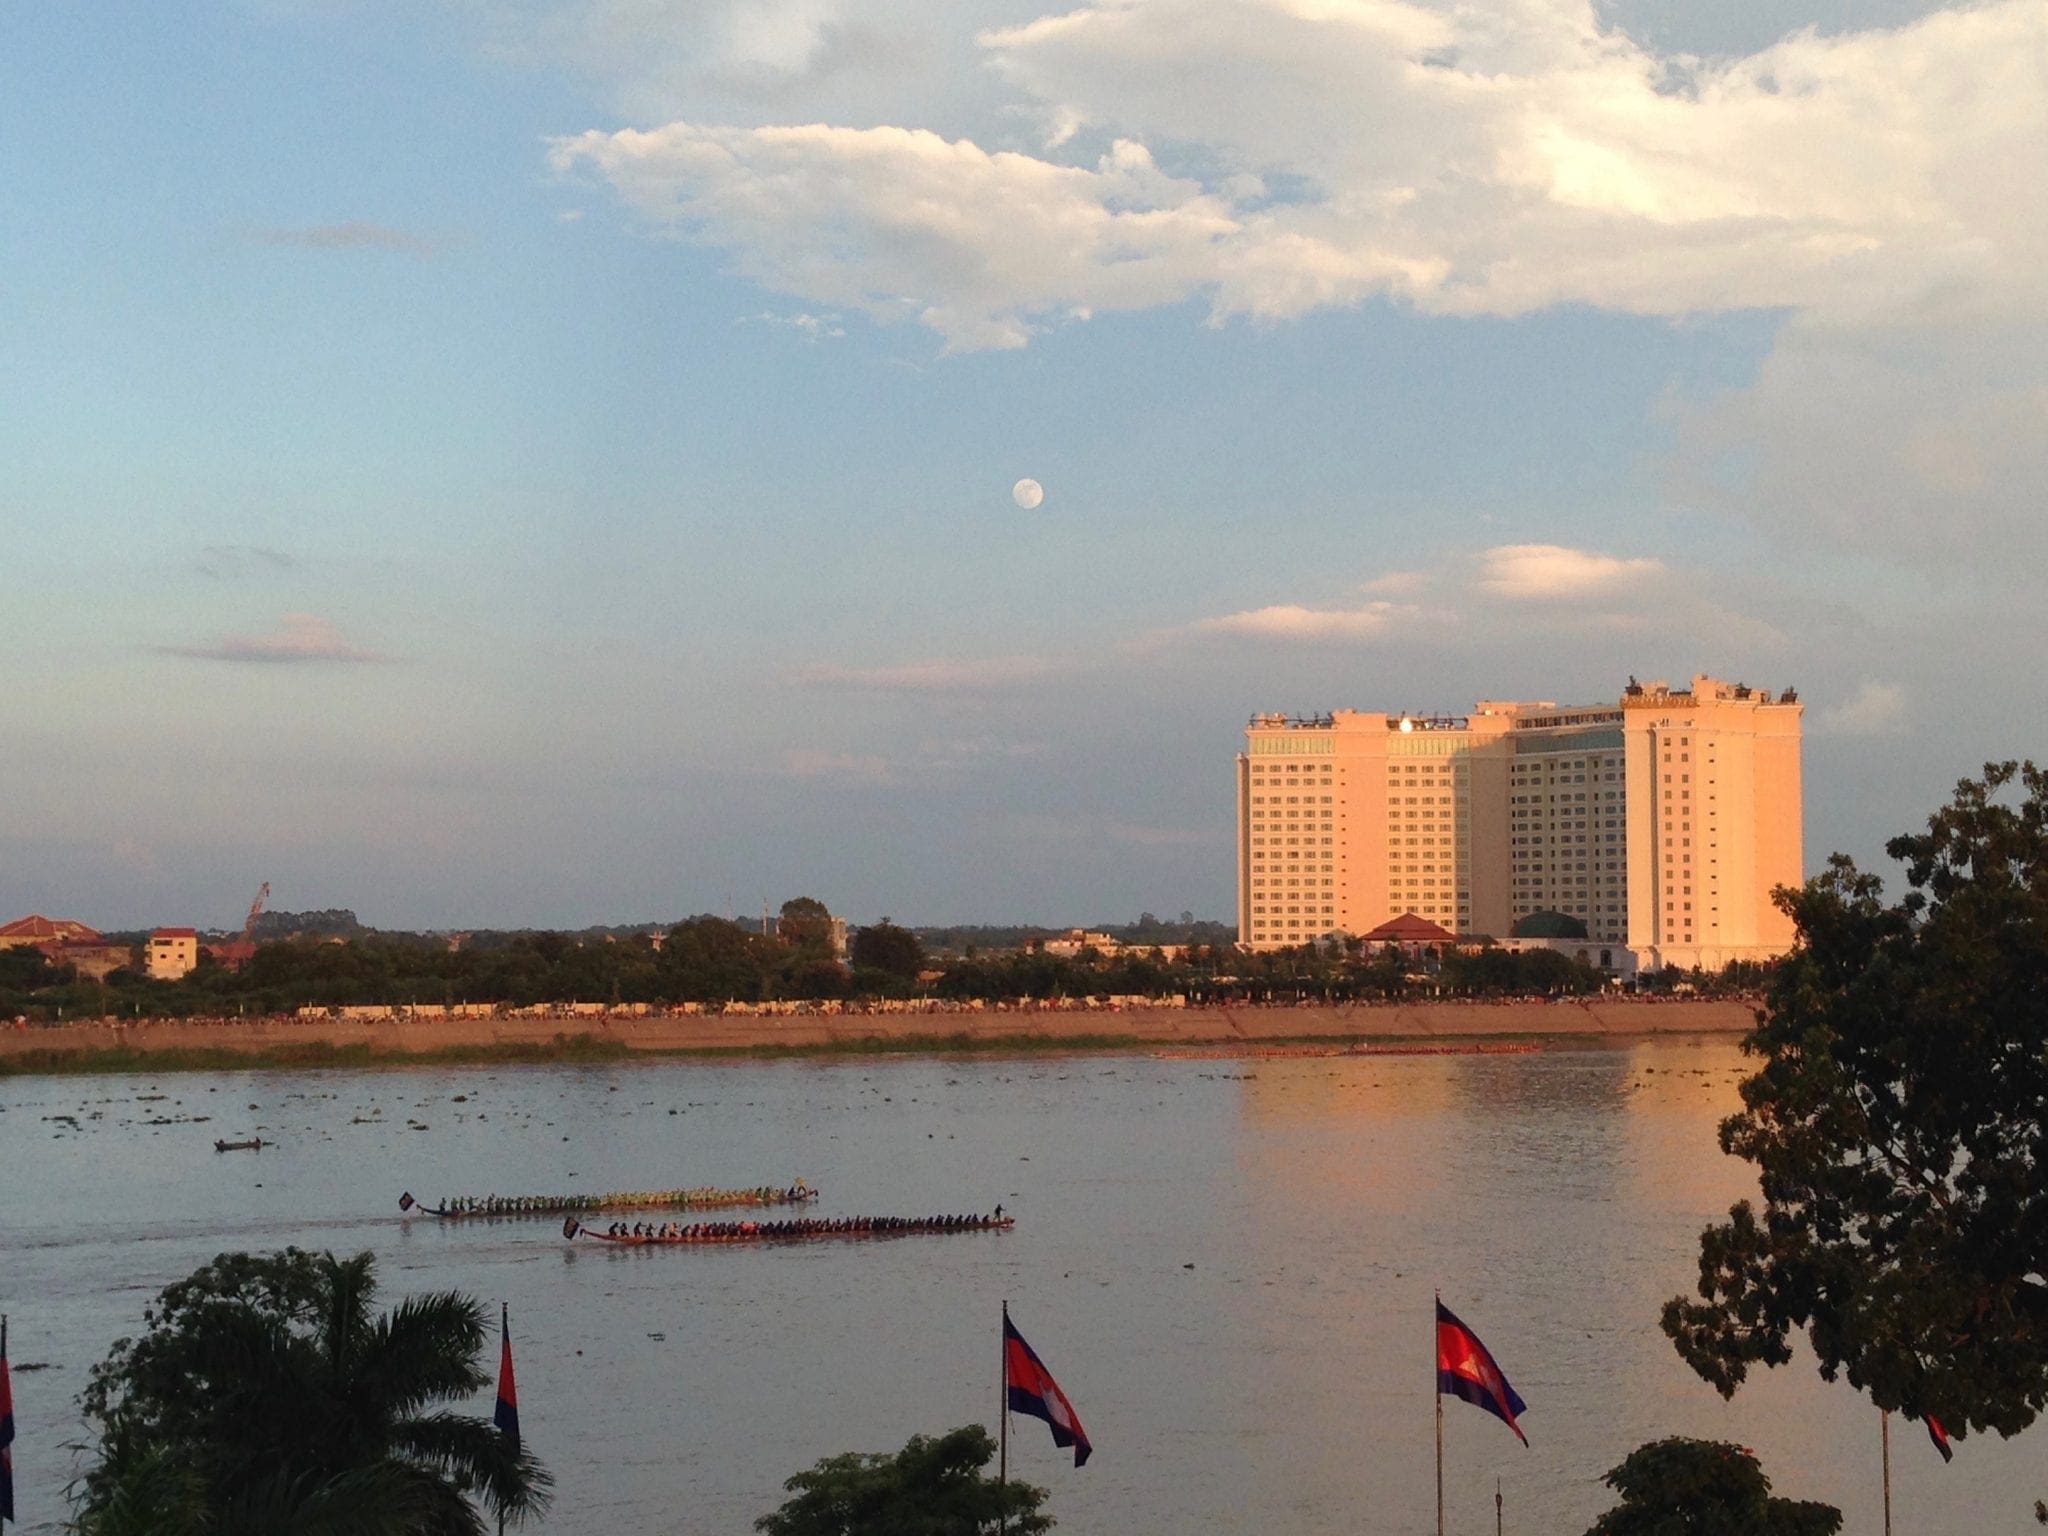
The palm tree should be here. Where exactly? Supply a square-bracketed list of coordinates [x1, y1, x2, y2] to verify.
[77, 1249, 551, 1535]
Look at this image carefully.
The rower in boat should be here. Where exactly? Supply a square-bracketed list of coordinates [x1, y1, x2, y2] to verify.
[564, 1209, 1015, 1246]
[401, 1181, 820, 1219]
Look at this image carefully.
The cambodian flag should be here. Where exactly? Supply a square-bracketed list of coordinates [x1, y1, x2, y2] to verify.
[1436, 1300, 1528, 1446]
[1926, 1416, 1953, 1463]
[2, 1316, 15, 1522]
[493, 1305, 520, 1454]
[1004, 1311, 1091, 1467]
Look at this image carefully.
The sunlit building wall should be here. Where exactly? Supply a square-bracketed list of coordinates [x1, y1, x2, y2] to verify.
[1620, 675, 1804, 970]
[1237, 675, 1802, 969]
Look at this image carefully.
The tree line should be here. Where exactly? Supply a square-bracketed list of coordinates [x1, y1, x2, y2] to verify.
[1, 910, 1713, 1020]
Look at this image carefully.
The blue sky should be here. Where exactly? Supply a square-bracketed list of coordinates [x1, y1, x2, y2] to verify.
[4, 0, 2043, 930]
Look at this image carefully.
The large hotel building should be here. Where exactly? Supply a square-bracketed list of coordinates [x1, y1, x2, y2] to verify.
[1235, 674, 1803, 971]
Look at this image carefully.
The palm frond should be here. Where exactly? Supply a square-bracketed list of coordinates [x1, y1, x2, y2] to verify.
[392, 1410, 554, 1526]
[212, 1463, 452, 1536]
[356, 1292, 489, 1418]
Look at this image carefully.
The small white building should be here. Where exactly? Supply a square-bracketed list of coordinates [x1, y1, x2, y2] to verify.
[145, 927, 199, 980]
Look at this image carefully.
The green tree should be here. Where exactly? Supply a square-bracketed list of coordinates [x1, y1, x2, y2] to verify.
[776, 897, 837, 955]
[77, 1248, 550, 1535]
[850, 921, 925, 982]
[755, 1424, 1050, 1536]
[1663, 763, 2048, 1442]
[659, 916, 771, 1002]
[1584, 1439, 1840, 1536]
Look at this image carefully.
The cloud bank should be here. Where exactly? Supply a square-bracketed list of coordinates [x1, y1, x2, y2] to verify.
[552, 0, 2048, 349]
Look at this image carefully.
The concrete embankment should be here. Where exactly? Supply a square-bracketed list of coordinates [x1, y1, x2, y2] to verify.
[0, 998, 1759, 1071]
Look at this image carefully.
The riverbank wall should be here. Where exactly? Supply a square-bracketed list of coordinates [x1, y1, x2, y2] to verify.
[0, 998, 1760, 1072]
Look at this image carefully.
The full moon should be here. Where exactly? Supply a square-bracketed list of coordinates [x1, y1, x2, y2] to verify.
[1012, 478, 1045, 510]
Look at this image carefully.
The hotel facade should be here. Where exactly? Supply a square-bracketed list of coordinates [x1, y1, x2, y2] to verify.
[1235, 674, 1803, 971]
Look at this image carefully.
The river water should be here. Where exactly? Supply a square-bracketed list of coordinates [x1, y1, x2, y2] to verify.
[0, 1041, 2033, 1534]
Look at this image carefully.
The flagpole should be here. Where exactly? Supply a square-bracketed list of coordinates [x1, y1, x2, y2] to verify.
[1434, 1293, 1444, 1536]
[2, 1311, 8, 1535]
[498, 1303, 509, 1536]
[1880, 1408, 1892, 1536]
[999, 1301, 1009, 1536]
[1495, 1474, 1502, 1536]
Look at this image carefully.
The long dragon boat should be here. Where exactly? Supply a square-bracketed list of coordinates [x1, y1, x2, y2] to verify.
[399, 1182, 817, 1219]
[563, 1211, 1013, 1246]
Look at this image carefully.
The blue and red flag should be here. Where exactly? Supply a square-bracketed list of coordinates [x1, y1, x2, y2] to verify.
[1926, 1415, 1953, 1463]
[493, 1304, 519, 1455]
[1436, 1300, 1528, 1446]
[2, 1314, 16, 1523]
[1003, 1310, 1091, 1467]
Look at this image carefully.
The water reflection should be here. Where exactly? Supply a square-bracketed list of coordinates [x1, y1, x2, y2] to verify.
[0, 1047, 2034, 1535]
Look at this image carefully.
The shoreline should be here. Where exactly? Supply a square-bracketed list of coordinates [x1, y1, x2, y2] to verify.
[0, 998, 1759, 1076]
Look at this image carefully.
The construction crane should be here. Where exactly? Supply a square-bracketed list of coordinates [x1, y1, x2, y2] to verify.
[241, 881, 270, 944]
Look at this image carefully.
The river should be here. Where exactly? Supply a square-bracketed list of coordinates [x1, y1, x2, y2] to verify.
[0, 1041, 2033, 1533]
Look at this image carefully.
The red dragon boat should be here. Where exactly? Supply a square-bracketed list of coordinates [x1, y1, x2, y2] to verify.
[563, 1211, 1013, 1246]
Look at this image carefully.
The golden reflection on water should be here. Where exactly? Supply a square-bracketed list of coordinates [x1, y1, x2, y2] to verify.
[1217, 1041, 2026, 1534]
[1226, 1044, 1768, 1532]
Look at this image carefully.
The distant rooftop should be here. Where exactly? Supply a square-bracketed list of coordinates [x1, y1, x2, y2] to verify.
[1248, 673, 1799, 731]
[0, 914, 101, 943]
[1361, 913, 1458, 945]
[1622, 674, 1799, 707]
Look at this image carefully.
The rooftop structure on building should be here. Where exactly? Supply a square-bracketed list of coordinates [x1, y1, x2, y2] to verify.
[1236, 673, 1803, 972]
[0, 914, 102, 948]
[1040, 929, 1121, 957]
[145, 927, 201, 981]
[1358, 914, 1459, 949]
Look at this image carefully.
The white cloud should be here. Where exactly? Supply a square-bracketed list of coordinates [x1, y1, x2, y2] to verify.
[1477, 543, 1667, 599]
[159, 613, 389, 664]
[1358, 569, 1430, 596]
[1183, 601, 1416, 640]
[1814, 680, 1907, 737]
[476, 0, 1037, 137]
[551, 124, 1250, 349]
[552, 0, 2048, 348]
[739, 309, 847, 339]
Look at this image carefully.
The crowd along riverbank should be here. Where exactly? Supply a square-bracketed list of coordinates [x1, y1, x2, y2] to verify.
[0, 997, 1758, 1075]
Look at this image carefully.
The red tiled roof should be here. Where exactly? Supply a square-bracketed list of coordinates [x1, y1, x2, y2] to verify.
[1360, 913, 1458, 944]
[151, 927, 199, 939]
[1, 914, 101, 943]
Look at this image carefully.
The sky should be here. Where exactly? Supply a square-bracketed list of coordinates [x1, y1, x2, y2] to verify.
[3, 0, 2044, 931]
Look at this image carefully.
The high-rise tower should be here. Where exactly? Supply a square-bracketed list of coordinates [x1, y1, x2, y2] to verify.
[1236, 674, 1802, 970]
